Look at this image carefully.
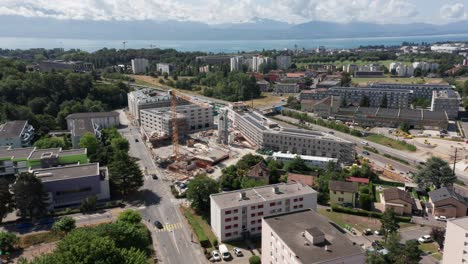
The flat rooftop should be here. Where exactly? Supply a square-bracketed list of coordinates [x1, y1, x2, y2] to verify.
[66, 111, 119, 119]
[210, 183, 317, 209]
[0, 147, 35, 160]
[30, 148, 61, 160]
[33, 163, 99, 182]
[0, 120, 27, 138]
[0, 147, 87, 160]
[264, 210, 364, 263]
[449, 216, 468, 230]
[272, 152, 338, 162]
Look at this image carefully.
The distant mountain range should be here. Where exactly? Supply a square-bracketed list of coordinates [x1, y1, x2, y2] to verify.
[1, 15, 468, 41]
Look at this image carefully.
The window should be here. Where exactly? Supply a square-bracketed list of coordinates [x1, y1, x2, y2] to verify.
[293, 198, 298, 202]
[338, 198, 344, 202]
[270, 202, 276, 206]
[226, 218, 232, 222]
[234, 224, 238, 228]
[233, 231, 238, 235]
[299, 205, 303, 208]
[251, 228, 256, 232]
[258, 204, 264, 209]
[299, 197, 303, 201]
[233, 216, 238, 220]
[277, 201, 282, 205]
[258, 226, 262, 231]
[258, 212, 264, 216]
[251, 213, 256, 217]
[251, 206, 256, 210]
[257, 219, 261, 223]
[251, 220, 256, 224]
[233, 209, 238, 213]
[226, 225, 232, 230]
[293, 205, 298, 209]
[226, 233, 231, 237]
[225, 210, 232, 215]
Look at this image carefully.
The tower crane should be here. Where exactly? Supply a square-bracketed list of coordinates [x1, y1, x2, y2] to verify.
[169, 90, 211, 159]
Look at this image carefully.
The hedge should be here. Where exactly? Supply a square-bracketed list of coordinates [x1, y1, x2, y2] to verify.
[373, 179, 405, 187]
[331, 204, 412, 222]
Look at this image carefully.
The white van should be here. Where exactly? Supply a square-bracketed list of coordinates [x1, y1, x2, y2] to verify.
[219, 244, 231, 260]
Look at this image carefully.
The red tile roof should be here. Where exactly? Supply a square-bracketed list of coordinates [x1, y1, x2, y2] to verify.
[287, 173, 317, 186]
[346, 177, 370, 184]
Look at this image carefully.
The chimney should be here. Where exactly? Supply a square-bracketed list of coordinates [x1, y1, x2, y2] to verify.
[273, 186, 280, 194]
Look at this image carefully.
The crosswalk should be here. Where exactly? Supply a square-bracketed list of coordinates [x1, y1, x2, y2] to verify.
[154, 222, 183, 233]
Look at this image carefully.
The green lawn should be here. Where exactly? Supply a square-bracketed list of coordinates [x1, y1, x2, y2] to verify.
[419, 242, 439, 254]
[181, 207, 217, 250]
[365, 134, 417, 152]
[432, 252, 443, 261]
[352, 77, 431, 85]
[318, 207, 381, 232]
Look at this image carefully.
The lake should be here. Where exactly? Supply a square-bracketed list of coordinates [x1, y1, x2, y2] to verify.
[1, 34, 468, 52]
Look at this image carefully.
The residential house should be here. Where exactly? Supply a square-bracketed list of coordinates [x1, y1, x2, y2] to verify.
[428, 187, 468, 218]
[246, 161, 271, 183]
[382, 188, 413, 215]
[329, 180, 358, 207]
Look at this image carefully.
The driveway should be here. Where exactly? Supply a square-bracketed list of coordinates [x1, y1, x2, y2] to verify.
[399, 225, 433, 242]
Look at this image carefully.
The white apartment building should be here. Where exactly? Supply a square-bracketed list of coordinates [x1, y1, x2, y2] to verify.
[227, 105, 354, 164]
[140, 104, 214, 136]
[272, 152, 338, 169]
[413, 62, 439, 72]
[156, 63, 173, 74]
[276, 55, 292, 70]
[230, 56, 244, 72]
[252, 56, 272, 72]
[127, 88, 189, 120]
[210, 183, 317, 242]
[443, 216, 468, 264]
[131, 58, 149, 74]
[262, 210, 365, 264]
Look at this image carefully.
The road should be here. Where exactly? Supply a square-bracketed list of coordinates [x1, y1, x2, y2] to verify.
[119, 114, 205, 264]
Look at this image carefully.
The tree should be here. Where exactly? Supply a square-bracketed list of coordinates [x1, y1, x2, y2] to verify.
[249, 255, 261, 264]
[386, 233, 422, 264]
[0, 178, 14, 224]
[285, 156, 311, 174]
[117, 209, 142, 225]
[110, 137, 129, 153]
[340, 97, 347, 107]
[186, 175, 219, 214]
[340, 72, 352, 87]
[80, 196, 97, 213]
[79, 132, 100, 156]
[380, 94, 388, 108]
[399, 122, 410, 133]
[358, 193, 372, 210]
[415, 157, 456, 189]
[108, 151, 144, 196]
[0, 231, 18, 253]
[52, 216, 76, 234]
[380, 208, 399, 242]
[431, 227, 445, 249]
[34, 137, 66, 149]
[12, 172, 48, 219]
[359, 95, 370, 107]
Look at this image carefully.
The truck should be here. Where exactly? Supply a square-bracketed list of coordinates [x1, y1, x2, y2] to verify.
[219, 244, 231, 260]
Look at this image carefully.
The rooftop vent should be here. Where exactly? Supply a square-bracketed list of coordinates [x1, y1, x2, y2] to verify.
[305, 227, 325, 245]
[273, 186, 280, 194]
[239, 191, 247, 200]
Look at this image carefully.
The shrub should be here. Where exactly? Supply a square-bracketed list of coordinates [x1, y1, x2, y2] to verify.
[249, 255, 261, 264]
[331, 205, 411, 222]
[213, 239, 218, 248]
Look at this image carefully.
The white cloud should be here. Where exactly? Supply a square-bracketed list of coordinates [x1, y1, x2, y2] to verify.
[440, 2, 467, 20]
[0, 0, 431, 24]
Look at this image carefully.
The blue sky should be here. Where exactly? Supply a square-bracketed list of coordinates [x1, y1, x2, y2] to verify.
[0, 0, 467, 24]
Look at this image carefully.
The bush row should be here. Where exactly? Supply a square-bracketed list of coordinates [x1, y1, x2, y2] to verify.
[331, 204, 411, 222]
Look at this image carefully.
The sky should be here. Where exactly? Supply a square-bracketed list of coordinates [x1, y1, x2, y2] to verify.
[0, 0, 467, 24]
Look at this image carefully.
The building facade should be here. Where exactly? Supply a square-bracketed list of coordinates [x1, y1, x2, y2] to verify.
[0, 120, 34, 148]
[230, 56, 244, 72]
[276, 55, 292, 70]
[156, 63, 174, 74]
[442, 217, 468, 264]
[66, 112, 120, 148]
[272, 152, 337, 169]
[431, 89, 460, 119]
[210, 183, 317, 242]
[127, 88, 189, 120]
[329, 180, 358, 207]
[275, 83, 300, 94]
[131, 58, 149, 74]
[262, 210, 365, 264]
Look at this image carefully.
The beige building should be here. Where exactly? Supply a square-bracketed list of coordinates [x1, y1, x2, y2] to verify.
[442, 216, 468, 264]
[262, 209, 365, 264]
[227, 104, 354, 164]
[210, 183, 317, 242]
[382, 188, 413, 215]
[66, 112, 120, 148]
[329, 180, 358, 207]
[428, 187, 468, 218]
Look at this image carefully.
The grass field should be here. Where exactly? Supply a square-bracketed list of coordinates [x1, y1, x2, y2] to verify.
[352, 77, 438, 86]
[181, 207, 217, 250]
[418, 242, 439, 254]
[243, 93, 286, 109]
[19, 231, 63, 248]
[318, 207, 382, 232]
[365, 134, 417, 152]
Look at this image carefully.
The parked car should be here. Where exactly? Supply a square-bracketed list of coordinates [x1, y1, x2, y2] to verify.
[211, 250, 221, 261]
[372, 241, 383, 250]
[233, 247, 243, 256]
[418, 235, 432, 243]
[435, 216, 447, 222]
[361, 141, 369, 145]
[374, 230, 382, 236]
[134, 138, 139, 142]
[152, 174, 158, 180]
[219, 244, 231, 260]
[364, 229, 373, 236]
[362, 151, 370, 155]
[154, 220, 163, 229]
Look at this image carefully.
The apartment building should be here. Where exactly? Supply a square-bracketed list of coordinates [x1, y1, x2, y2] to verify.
[276, 55, 292, 70]
[274, 83, 300, 94]
[369, 83, 454, 101]
[230, 56, 244, 72]
[195, 55, 232, 65]
[442, 216, 468, 264]
[252, 56, 272, 72]
[257, 80, 270, 92]
[140, 104, 214, 137]
[413, 62, 439, 71]
[131, 58, 149, 74]
[127, 88, 189, 120]
[34, 163, 110, 208]
[227, 105, 354, 164]
[0, 146, 88, 177]
[66, 112, 120, 148]
[301, 87, 411, 109]
[156, 63, 174, 74]
[210, 183, 317, 242]
[431, 89, 460, 119]
[262, 210, 365, 264]
[0, 120, 34, 148]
